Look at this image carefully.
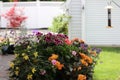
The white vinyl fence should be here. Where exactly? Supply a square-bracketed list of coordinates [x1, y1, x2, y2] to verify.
[0, 1, 64, 29]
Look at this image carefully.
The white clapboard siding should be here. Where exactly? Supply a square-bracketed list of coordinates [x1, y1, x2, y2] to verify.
[84, 0, 120, 46]
[68, 0, 82, 39]
[1, 1, 64, 29]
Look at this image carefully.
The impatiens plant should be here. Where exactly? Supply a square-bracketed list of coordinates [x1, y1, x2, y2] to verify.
[9, 32, 101, 80]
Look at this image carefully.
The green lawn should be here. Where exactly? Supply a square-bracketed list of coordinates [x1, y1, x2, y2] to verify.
[93, 47, 120, 80]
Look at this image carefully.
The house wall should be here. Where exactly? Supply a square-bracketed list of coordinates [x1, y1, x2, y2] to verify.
[68, 0, 82, 39]
[85, 0, 120, 46]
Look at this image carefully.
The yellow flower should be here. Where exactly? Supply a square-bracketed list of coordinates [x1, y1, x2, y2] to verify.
[15, 54, 19, 58]
[10, 62, 14, 68]
[15, 71, 19, 76]
[32, 68, 36, 74]
[16, 67, 19, 70]
[34, 52, 38, 58]
[27, 74, 33, 80]
[22, 53, 25, 56]
[23, 55, 29, 60]
[27, 46, 31, 49]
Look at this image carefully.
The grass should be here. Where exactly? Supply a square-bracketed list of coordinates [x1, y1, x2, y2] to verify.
[93, 47, 120, 80]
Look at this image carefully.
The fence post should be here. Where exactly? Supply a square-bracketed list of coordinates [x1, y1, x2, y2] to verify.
[0, 1, 3, 27]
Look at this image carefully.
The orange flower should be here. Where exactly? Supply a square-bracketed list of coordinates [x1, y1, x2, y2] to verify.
[77, 74, 86, 80]
[87, 57, 93, 64]
[48, 54, 58, 61]
[80, 53, 93, 64]
[90, 51, 97, 56]
[77, 66, 82, 71]
[55, 61, 64, 70]
[80, 59, 88, 66]
[72, 38, 79, 42]
[79, 39, 84, 43]
[80, 53, 87, 60]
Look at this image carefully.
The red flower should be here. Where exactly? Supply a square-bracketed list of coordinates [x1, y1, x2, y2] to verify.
[65, 39, 71, 45]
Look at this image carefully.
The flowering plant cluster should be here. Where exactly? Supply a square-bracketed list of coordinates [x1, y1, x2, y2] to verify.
[1, 3, 27, 28]
[9, 32, 101, 80]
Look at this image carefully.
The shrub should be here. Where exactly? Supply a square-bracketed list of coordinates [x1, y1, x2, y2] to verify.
[49, 14, 71, 35]
[9, 32, 101, 80]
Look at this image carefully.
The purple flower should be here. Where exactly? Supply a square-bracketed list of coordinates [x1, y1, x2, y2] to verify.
[91, 47, 102, 54]
[80, 43, 88, 50]
[72, 51, 77, 56]
[32, 30, 39, 34]
[36, 32, 43, 37]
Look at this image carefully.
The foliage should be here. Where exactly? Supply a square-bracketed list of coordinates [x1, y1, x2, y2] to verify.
[9, 32, 101, 80]
[49, 14, 71, 35]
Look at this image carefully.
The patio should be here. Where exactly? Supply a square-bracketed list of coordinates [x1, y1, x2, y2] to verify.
[0, 54, 14, 80]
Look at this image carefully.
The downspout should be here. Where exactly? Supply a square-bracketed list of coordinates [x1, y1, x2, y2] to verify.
[61, 0, 72, 39]
[81, 0, 86, 40]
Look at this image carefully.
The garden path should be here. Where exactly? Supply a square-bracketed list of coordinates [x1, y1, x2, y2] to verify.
[0, 55, 14, 80]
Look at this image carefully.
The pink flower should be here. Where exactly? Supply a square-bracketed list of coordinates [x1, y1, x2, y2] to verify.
[72, 51, 77, 56]
[51, 60, 57, 65]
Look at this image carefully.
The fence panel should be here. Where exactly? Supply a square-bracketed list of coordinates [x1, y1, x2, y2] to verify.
[0, 1, 64, 29]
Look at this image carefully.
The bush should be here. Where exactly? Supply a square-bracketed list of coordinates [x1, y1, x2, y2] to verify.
[9, 32, 101, 80]
[49, 14, 71, 35]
